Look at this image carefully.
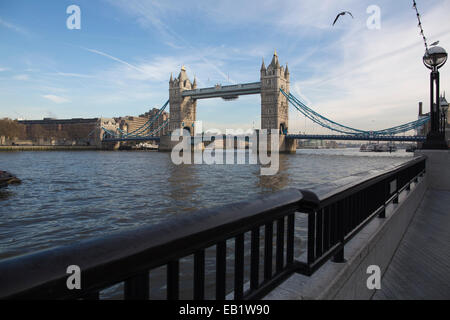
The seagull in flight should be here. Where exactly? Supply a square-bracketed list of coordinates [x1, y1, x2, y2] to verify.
[332, 11, 354, 26]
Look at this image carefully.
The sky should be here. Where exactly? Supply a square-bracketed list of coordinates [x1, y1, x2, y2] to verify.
[1, 0, 450, 134]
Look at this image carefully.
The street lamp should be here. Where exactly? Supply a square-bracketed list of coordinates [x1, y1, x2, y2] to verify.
[422, 46, 448, 149]
[423, 46, 448, 69]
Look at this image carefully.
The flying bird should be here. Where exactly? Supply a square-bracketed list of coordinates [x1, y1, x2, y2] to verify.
[430, 41, 439, 46]
[332, 11, 354, 26]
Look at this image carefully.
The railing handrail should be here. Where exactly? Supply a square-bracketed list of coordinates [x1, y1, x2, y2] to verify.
[316, 156, 426, 207]
[295, 155, 426, 275]
[0, 189, 303, 299]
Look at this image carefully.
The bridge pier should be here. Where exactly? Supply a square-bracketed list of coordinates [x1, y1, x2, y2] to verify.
[255, 133, 296, 154]
[159, 135, 205, 152]
[280, 135, 296, 153]
[100, 141, 121, 150]
[159, 135, 177, 152]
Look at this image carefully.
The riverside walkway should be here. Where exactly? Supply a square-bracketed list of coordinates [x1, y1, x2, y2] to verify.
[373, 189, 450, 300]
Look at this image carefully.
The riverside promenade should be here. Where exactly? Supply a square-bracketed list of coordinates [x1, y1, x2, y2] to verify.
[372, 149, 450, 299]
[372, 189, 450, 299]
[265, 149, 450, 300]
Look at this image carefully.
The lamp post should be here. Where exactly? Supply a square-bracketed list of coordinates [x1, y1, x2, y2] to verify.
[422, 46, 448, 149]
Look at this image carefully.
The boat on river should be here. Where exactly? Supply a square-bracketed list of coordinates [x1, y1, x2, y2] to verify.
[360, 143, 376, 152]
[133, 142, 158, 150]
[0, 171, 21, 188]
[360, 143, 397, 153]
[374, 144, 397, 153]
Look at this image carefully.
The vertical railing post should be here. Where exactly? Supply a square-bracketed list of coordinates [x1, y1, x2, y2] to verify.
[250, 227, 260, 291]
[193, 250, 205, 300]
[286, 214, 295, 265]
[393, 193, 399, 204]
[307, 211, 316, 266]
[379, 179, 387, 218]
[216, 241, 226, 300]
[393, 174, 399, 204]
[124, 272, 149, 300]
[167, 261, 179, 300]
[276, 218, 285, 273]
[264, 223, 273, 281]
[332, 200, 345, 263]
[234, 234, 244, 300]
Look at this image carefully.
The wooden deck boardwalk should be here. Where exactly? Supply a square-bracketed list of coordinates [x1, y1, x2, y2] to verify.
[373, 189, 450, 300]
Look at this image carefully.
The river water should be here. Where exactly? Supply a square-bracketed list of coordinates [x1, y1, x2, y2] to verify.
[0, 148, 413, 298]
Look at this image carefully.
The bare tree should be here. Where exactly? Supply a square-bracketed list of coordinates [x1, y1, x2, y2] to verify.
[0, 119, 26, 139]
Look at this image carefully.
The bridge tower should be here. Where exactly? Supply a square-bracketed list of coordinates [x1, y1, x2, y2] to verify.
[260, 50, 290, 134]
[168, 66, 197, 136]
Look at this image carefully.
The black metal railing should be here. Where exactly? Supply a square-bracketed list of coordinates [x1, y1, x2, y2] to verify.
[295, 156, 426, 275]
[0, 156, 426, 300]
[0, 189, 308, 300]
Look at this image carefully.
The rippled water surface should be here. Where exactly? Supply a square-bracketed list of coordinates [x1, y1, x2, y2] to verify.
[0, 149, 413, 298]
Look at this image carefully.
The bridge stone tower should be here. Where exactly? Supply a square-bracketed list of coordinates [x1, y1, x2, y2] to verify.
[260, 51, 290, 134]
[169, 66, 197, 136]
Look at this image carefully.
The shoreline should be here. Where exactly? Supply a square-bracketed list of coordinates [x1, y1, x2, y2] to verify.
[0, 146, 162, 152]
[0, 145, 101, 151]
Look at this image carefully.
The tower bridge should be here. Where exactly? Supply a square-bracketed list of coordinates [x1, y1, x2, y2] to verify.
[158, 51, 295, 151]
[101, 51, 428, 149]
[166, 51, 289, 135]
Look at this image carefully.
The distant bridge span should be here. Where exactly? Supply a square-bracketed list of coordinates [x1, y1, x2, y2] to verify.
[102, 137, 161, 143]
[286, 134, 426, 142]
[103, 134, 425, 143]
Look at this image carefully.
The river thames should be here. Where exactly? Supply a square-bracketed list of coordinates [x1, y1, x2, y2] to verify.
[0, 148, 414, 298]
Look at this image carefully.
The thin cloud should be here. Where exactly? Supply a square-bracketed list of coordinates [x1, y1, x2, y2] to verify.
[0, 17, 30, 36]
[13, 74, 30, 81]
[42, 95, 70, 104]
[51, 72, 94, 78]
[81, 47, 146, 74]
[105, 0, 236, 83]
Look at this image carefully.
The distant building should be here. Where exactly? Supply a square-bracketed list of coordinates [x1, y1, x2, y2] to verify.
[417, 101, 429, 149]
[417, 96, 450, 148]
[17, 117, 118, 147]
[14, 105, 171, 147]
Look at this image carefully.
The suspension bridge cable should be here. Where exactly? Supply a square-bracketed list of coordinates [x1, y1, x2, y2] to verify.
[122, 119, 169, 138]
[281, 89, 365, 135]
[283, 89, 430, 136]
[116, 99, 169, 136]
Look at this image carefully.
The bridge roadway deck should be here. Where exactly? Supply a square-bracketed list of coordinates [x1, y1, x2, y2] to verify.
[372, 189, 450, 300]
